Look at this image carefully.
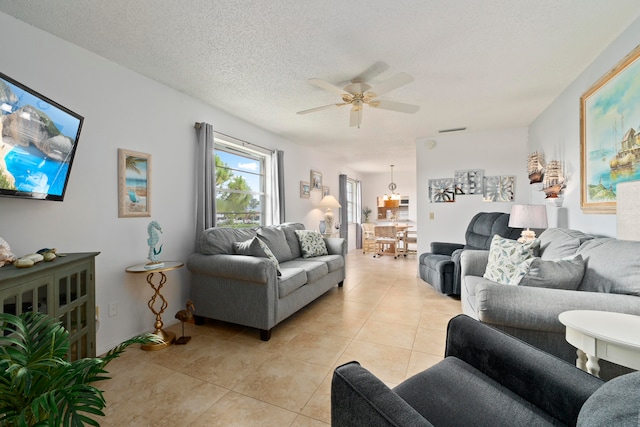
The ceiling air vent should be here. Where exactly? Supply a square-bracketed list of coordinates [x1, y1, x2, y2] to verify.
[438, 127, 467, 133]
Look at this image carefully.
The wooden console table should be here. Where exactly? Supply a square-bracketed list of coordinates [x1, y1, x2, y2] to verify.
[559, 310, 640, 377]
[0, 252, 99, 361]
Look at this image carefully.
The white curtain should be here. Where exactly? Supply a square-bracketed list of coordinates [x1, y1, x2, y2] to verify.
[195, 122, 215, 249]
[356, 180, 362, 249]
[269, 150, 285, 225]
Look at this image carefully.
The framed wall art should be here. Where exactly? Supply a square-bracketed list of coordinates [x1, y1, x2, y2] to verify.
[118, 149, 151, 217]
[483, 175, 515, 202]
[311, 170, 323, 190]
[322, 186, 330, 197]
[581, 44, 640, 214]
[300, 181, 310, 198]
[428, 178, 455, 203]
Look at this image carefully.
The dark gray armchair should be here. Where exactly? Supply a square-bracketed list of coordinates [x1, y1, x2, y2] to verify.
[331, 314, 640, 427]
[418, 212, 522, 295]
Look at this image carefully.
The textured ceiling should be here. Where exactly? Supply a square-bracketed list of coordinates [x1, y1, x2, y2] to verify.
[1, 1, 639, 173]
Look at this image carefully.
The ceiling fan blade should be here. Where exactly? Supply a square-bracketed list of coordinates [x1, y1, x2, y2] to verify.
[349, 105, 362, 128]
[369, 100, 420, 114]
[308, 78, 349, 96]
[367, 72, 415, 97]
[297, 103, 347, 115]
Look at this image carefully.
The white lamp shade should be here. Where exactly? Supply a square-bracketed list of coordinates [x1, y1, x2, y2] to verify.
[617, 181, 640, 241]
[508, 204, 548, 229]
[318, 195, 341, 209]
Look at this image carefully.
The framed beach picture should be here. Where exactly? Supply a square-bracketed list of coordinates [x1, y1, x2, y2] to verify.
[300, 181, 310, 198]
[323, 186, 330, 197]
[118, 149, 151, 217]
[311, 170, 323, 190]
[581, 45, 640, 214]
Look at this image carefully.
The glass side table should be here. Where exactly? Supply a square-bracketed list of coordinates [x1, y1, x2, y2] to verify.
[125, 261, 184, 351]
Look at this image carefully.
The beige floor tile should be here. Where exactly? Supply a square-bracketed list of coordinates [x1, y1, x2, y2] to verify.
[355, 318, 417, 349]
[190, 391, 297, 427]
[233, 355, 331, 412]
[338, 340, 412, 384]
[98, 251, 460, 425]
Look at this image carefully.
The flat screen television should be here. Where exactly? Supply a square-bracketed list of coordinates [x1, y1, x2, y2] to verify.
[0, 71, 84, 201]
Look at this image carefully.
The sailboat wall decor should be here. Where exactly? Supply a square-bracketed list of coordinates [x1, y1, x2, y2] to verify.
[542, 160, 565, 199]
[527, 151, 545, 184]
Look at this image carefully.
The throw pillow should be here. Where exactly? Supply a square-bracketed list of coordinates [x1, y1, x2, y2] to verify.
[233, 237, 281, 276]
[256, 227, 293, 263]
[483, 235, 540, 285]
[509, 255, 585, 290]
[295, 230, 328, 258]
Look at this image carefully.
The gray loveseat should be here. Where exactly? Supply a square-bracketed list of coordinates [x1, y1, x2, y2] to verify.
[460, 227, 640, 379]
[187, 222, 346, 340]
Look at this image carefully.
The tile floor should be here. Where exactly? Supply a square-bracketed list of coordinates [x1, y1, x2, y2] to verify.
[98, 250, 462, 426]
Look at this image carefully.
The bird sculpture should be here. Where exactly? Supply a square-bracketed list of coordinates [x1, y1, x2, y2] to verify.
[147, 221, 163, 265]
[174, 300, 195, 345]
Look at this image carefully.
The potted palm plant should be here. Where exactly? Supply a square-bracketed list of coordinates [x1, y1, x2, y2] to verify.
[0, 311, 161, 426]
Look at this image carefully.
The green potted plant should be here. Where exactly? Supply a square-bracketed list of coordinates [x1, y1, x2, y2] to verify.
[0, 311, 161, 426]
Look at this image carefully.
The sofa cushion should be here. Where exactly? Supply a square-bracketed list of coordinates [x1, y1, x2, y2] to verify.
[199, 227, 257, 255]
[576, 238, 640, 296]
[538, 228, 593, 260]
[394, 357, 559, 426]
[277, 267, 308, 298]
[307, 254, 344, 272]
[295, 230, 329, 258]
[279, 223, 305, 259]
[257, 226, 293, 263]
[509, 255, 585, 290]
[233, 237, 281, 276]
[280, 259, 328, 284]
[483, 235, 540, 285]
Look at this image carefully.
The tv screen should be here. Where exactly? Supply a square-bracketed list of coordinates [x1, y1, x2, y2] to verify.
[0, 72, 84, 201]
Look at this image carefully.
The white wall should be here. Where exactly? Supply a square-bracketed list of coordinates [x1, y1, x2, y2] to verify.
[529, 16, 640, 237]
[415, 128, 529, 255]
[0, 12, 359, 354]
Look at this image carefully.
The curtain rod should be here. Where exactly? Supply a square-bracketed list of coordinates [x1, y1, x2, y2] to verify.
[194, 122, 273, 153]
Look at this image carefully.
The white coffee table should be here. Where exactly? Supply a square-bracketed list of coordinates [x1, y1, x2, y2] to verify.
[559, 310, 640, 377]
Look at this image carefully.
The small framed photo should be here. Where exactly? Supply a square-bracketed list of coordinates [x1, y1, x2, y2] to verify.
[322, 186, 330, 197]
[300, 181, 310, 198]
[311, 170, 323, 190]
[118, 149, 151, 217]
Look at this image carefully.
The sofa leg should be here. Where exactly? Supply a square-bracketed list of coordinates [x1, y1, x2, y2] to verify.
[193, 315, 205, 325]
[260, 329, 272, 341]
[338, 281, 344, 287]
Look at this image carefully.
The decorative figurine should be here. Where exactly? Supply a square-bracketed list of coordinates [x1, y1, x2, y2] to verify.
[0, 237, 16, 268]
[146, 221, 164, 269]
[175, 301, 195, 345]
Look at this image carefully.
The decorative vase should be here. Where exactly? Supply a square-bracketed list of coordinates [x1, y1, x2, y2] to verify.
[319, 220, 326, 234]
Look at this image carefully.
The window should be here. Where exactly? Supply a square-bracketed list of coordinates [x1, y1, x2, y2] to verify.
[214, 134, 269, 228]
[346, 178, 357, 223]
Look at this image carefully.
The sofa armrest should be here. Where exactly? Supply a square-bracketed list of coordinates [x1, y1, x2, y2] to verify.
[476, 284, 640, 333]
[187, 253, 274, 283]
[460, 249, 489, 278]
[445, 315, 603, 425]
[332, 361, 434, 427]
[430, 242, 464, 256]
[325, 237, 347, 257]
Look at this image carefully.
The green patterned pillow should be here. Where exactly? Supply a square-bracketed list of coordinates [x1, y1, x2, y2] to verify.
[483, 235, 540, 285]
[233, 237, 281, 276]
[295, 230, 328, 258]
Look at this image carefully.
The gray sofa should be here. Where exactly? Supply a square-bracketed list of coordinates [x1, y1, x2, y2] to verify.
[332, 314, 640, 426]
[460, 227, 640, 379]
[187, 222, 346, 340]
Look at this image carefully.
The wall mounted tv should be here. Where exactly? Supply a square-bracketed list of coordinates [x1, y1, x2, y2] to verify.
[0, 72, 84, 201]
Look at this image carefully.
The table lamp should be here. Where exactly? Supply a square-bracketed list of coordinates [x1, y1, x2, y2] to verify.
[508, 204, 548, 242]
[318, 195, 341, 233]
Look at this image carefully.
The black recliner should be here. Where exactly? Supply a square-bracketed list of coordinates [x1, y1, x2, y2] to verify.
[418, 212, 522, 295]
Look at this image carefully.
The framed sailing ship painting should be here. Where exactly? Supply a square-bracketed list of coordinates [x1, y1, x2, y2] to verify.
[581, 44, 640, 214]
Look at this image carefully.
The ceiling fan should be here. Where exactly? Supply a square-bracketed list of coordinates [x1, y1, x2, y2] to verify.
[297, 72, 420, 128]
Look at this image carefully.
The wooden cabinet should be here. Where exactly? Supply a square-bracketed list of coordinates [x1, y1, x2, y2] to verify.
[0, 252, 99, 361]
